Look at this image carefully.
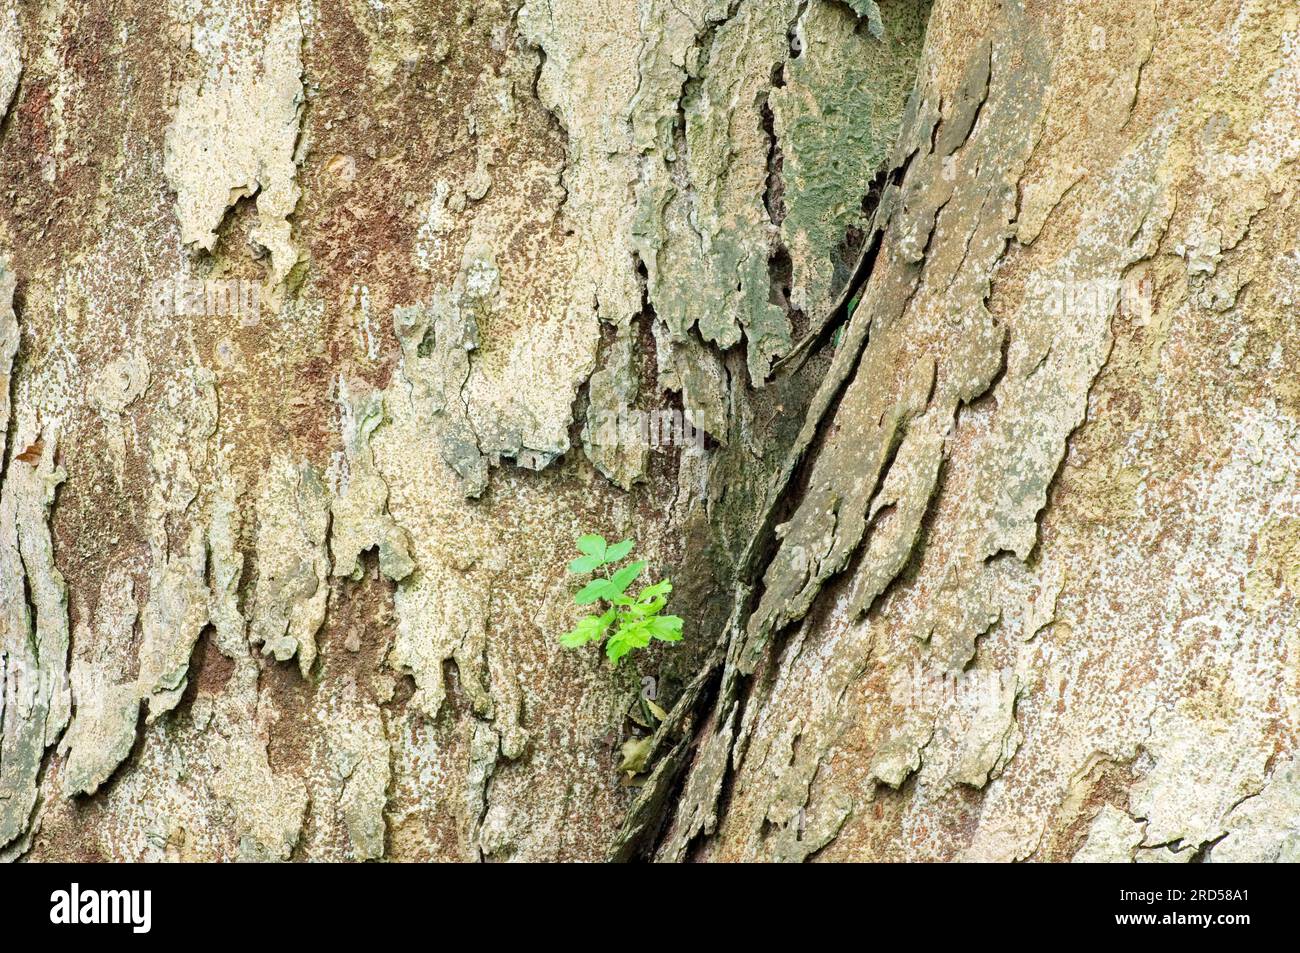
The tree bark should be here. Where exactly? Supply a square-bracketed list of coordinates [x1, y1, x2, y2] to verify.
[0, 0, 1296, 864]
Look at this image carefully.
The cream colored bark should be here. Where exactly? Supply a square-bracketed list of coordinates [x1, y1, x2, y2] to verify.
[0, 0, 1295, 864]
[656, 0, 1300, 863]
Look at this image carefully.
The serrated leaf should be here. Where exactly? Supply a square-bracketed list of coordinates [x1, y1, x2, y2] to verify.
[603, 538, 634, 564]
[603, 560, 645, 599]
[626, 597, 667, 618]
[574, 577, 610, 605]
[605, 633, 634, 664]
[560, 539, 682, 664]
[568, 553, 602, 574]
[646, 698, 669, 722]
[624, 622, 653, 648]
[606, 619, 652, 664]
[559, 609, 614, 648]
[637, 579, 672, 602]
[559, 627, 593, 648]
[647, 615, 683, 643]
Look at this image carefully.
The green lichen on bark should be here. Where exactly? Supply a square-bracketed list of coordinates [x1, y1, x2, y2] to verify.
[773, 0, 929, 318]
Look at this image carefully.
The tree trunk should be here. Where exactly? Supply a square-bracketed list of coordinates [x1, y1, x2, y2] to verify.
[1, 0, 1296, 863]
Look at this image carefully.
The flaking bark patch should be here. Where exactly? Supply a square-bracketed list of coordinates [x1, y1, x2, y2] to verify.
[163, 2, 306, 293]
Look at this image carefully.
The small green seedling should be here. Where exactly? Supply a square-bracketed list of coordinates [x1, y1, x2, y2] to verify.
[559, 533, 683, 665]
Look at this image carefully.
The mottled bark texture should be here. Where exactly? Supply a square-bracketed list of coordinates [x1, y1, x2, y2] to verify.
[0, 0, 1296, 863]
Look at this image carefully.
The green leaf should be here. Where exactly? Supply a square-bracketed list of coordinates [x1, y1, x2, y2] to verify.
[574, 577, 610, 605]
[603, 538, 634, 564]
[567, 553, 602, 574]
[560, 610, 614, 648]
[626, 597, 666, 618]
[559, 536, 682, 666]
[603, 560, 646, 600]
[605, 620, 653, 664]
[636, 579, 672, 603]
[559, 625, 594, 648]
[605, 633, 634, 664]
[647, 615, 683, 643]
[618, 736, 653, 775]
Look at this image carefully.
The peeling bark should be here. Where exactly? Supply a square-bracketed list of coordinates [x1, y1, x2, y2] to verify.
[0, 0, 1296, 865]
